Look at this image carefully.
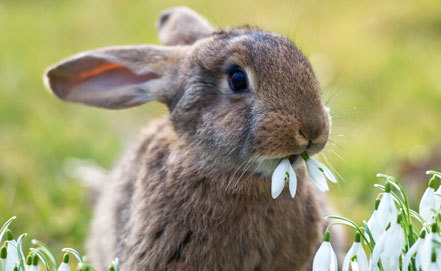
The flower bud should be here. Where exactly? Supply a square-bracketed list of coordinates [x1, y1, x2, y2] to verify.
[32, 254, 39, 266]
[63, 253, 69, 264]
[354, 232, 361, 243]
[429, 176, 436, 188]
[6, 230, 13, 241]
[323, 230, 330, 242]
[374, 198, 380, 210]
[26, 255, 32, 265]
[0, 246, 6, 259]
[385, 182, 391, 193]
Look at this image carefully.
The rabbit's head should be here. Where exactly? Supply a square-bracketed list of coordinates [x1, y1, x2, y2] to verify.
[44, 7, 330, 176]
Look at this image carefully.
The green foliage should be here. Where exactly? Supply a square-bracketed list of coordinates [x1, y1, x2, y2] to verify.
[0, 0, 440, 252]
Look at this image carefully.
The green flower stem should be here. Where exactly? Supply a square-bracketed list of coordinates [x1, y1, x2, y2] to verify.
[30, 248, 51, 271]
[32, 239, 57, 269]
[426, 170, 441, 179]
[61, 248, 84, 264]
[325, 216, 374, 252]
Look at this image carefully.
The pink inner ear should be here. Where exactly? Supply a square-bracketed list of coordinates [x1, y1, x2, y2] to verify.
[49, 61, 160, 100]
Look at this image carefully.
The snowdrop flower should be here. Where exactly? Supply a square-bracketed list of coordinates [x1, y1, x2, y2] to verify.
[301, 153, 337, 192]
[312, 231, 338, 271]
[342, 232, 368, 271]
[271, 158, 297, 199]
[0, 246, 7, 271]
[32, 254, 41, 271]
[376, 182, 397, 232]
[371, 214, 405, 271]
[419, 177, 440, 222]
[58, 253, 70, 271]
[402, 230, 426, 271]
[366, 199, 383, 242]
[24, 255, 34, 271]
[5, 230, 20, 271]
[419, 223, 441, 270]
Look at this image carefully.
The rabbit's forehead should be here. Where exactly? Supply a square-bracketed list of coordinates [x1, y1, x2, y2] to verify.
[208, 30, 317, 93]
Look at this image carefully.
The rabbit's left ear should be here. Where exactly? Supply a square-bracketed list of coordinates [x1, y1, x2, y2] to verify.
[157, 7, 214, 46]
[44, 45, 185, 109]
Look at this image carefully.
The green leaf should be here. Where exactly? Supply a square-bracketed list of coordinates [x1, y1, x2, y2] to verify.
[16, 234, 27, 271]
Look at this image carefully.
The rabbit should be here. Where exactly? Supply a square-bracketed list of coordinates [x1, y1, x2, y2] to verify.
[44, 6, 337, 271]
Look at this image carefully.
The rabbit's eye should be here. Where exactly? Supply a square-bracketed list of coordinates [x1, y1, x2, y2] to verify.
[228, 68, 248, 93]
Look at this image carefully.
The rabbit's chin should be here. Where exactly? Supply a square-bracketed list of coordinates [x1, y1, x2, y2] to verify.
[249, 155, 305, 177]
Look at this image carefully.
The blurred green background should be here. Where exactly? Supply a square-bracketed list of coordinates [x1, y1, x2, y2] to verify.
[1, 0, 440, 254]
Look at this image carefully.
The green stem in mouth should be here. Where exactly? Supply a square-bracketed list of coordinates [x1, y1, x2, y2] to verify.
[300, 152, 310, 161]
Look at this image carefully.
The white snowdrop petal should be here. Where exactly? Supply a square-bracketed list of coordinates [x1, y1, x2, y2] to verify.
[367, 210, 383, 242]
[288, 163, 297, 198]
[419, 187, 436, 222]
[377, 193, 396, 230]
[329, 244, 338, 271]
[271, 159, 289, 199]
[5, 242, 19, 271]
[354, 243, 369, 270]
[428, 262, 439, 271]
[58, 262, 70, 271]
[402, 238, 422, 271]
[311, 159, 337, 183]
[342, 243, 355, 271]
[370, 230, 386, 268]
[313, 242, 332, 271]
[435, 186, 441, 211]
[306, 160, 329, 192]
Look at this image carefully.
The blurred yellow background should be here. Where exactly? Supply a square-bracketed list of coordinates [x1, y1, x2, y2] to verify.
[1, 0, 440, 253]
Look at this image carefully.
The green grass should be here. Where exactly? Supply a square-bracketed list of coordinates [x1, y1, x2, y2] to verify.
[0, 0, 440, 253]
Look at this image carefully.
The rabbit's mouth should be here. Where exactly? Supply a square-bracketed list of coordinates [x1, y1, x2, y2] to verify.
[288, 154, 299, 164]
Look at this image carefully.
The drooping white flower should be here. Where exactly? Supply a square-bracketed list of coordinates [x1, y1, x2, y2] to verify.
[366, 199, 383, 242]
[301, 153, 337, 192]
[419, 177, 439, 222]
[57, 253, 70, 271]
[5, 230, 20, 271]
[271, 158, 297, 199]
[342, 232, 368, 271]
[312, 231, 338, 271]
[0, 245, 7, 271]
[419, 223, 441, 270]
[371, 214, 405, 271]
[376, 183, 397, 232]
[402, 230, 426, 271]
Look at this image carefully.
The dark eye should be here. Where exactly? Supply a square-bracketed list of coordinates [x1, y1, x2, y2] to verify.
[228, 68, 248, 93]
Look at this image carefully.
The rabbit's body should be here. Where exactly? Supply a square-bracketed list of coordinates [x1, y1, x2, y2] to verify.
[44, 7, 335, 270]
[88, 119, 323, 270]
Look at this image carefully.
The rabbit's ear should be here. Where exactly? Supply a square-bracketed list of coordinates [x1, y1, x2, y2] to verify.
[44, 45, 184, 109]
[157, 7, 214, 46]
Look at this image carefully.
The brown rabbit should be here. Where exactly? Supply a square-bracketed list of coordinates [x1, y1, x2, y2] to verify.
[44, 7, 335, 271]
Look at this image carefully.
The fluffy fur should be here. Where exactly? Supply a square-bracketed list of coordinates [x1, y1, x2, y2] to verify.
[44, 6, 334, 270]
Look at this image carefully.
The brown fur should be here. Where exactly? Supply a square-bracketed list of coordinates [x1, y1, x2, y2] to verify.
[44, 7, 336, 270]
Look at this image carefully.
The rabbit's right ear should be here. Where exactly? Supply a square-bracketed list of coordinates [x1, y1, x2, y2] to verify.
[157, 7, 214, 46]
[44, 45, 185, 109]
